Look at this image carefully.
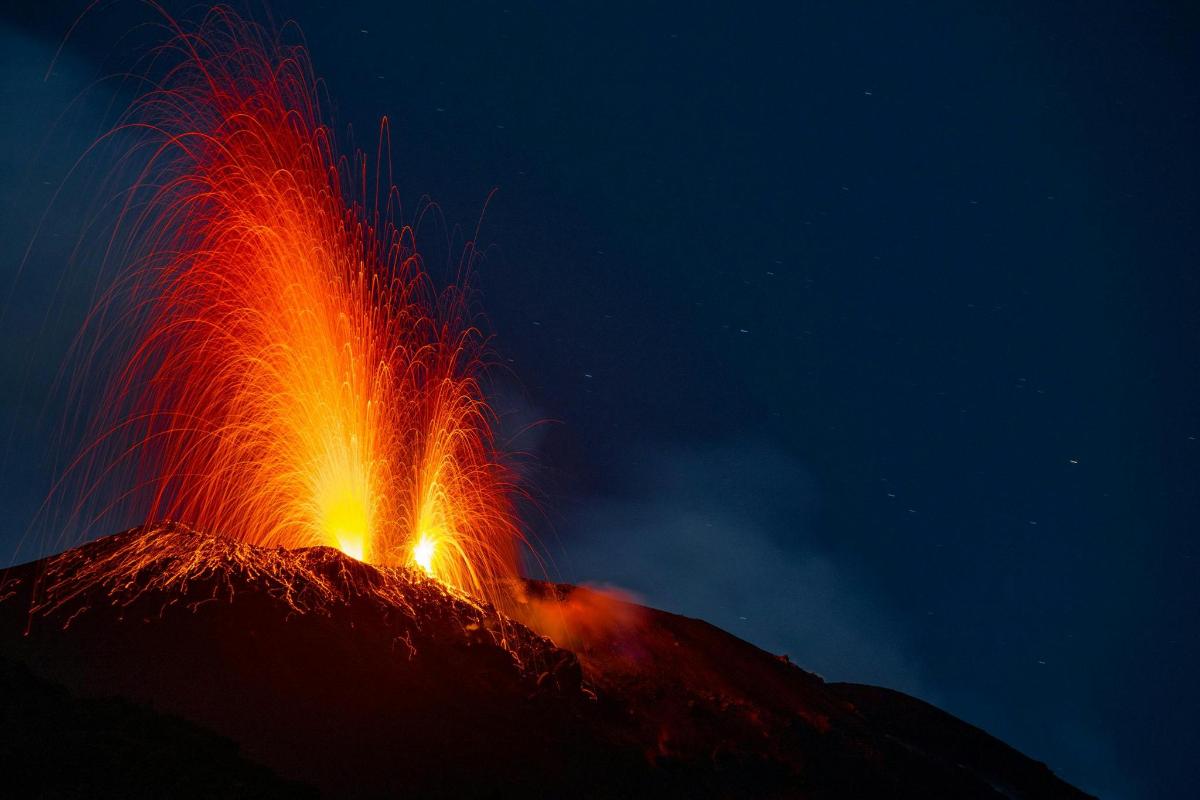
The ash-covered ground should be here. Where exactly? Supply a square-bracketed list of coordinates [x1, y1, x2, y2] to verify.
[0, 525, 1091, 799]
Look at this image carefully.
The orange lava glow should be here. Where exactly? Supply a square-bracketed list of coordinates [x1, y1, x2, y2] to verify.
[65, 8, 523, 608]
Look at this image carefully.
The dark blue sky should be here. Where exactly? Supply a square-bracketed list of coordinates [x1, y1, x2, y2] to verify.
[2, 3, 1198, 797]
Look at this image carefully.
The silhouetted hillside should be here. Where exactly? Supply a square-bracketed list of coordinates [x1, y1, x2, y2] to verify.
[0, 525, 1092, 799]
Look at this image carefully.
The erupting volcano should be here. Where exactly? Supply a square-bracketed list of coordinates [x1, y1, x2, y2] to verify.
[58, 6, 520, 610]
[0, 6, 1099, 799]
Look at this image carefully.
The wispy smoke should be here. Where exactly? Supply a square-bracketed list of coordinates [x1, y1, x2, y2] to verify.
[557, 441, 926, 695]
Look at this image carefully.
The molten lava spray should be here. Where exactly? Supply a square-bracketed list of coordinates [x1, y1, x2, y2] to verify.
[62, 8, 523, 608]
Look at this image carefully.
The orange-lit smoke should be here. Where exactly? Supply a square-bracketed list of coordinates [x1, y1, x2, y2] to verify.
[511, 583, 646, 654]
[63, 8, 522, 608]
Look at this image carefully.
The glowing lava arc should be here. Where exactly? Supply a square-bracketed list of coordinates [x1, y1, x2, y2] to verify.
[64, 7, 524, 609]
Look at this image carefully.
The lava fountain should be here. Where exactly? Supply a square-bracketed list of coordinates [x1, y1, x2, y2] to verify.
[58, 7, 523, 608]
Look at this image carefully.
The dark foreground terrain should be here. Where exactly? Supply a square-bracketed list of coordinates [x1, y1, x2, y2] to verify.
[0, 525, 1091, 799]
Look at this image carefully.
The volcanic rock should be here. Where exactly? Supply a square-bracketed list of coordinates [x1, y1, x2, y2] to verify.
[0, 524, 1091, 799]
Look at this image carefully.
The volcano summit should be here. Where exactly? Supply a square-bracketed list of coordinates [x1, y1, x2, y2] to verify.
[0, 524, 1089, 799]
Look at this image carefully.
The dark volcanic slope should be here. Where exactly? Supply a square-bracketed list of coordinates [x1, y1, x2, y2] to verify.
[0, 652, 313, 799]
[0, 526, 1090, 799]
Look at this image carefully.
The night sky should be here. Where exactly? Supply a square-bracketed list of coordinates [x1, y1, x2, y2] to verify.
[2, 2, 1198, 797]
